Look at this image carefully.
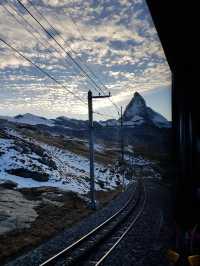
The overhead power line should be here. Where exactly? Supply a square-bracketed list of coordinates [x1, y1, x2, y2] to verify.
[20, 0, 121, 114]
[2, 3, 53, 54]
[93, 111, 117, 120]
[27, 1, 115, 95]
[3, 1, 104, 95]
[0, 37, 86, 105]
[16, 0, 112, 98]
[0, 3, 120, 121]
[3, 2, 75, 69]
[0, 38, 116, 121]
[27, 0, 105, 93]
[65, 13, 120, 112]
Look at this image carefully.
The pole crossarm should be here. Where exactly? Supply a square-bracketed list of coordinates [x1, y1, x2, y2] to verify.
[92, 92, 111, 99]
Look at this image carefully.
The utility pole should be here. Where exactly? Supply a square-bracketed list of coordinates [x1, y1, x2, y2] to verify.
[88, 90, 95, 209]
[120, 106, 124, 163]
[120, 106, 125, 191]
[88, 90, 111, 209]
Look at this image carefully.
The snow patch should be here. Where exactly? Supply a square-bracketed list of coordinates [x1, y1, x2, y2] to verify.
[0, 132, 126, 194]
[0, 113, 55, 127]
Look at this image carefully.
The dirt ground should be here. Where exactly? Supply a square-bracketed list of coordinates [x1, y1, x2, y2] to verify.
[0, 186, 121, 265]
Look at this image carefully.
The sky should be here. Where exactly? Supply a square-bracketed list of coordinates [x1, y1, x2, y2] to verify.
[0, 0, 171, 121]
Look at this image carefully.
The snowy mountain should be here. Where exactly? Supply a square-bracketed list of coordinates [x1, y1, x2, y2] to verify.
[123, 92, 147, 123]
[123, 92, 170, 128]
[0, 92, 169, 197]
[0, 92, 170, 129]
[0, 113, 91, 131]
[0, 113, 55, 127]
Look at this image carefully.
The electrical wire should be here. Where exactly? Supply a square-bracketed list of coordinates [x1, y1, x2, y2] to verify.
[2, 3, 53, 55]
[0, 37, 87, 105]
[1, 2, 120, 121]
[16, 0, 113, 97]
[0, 38, 117, 121]
[3, 1, 103, 94]
[21, 0, 121, 113]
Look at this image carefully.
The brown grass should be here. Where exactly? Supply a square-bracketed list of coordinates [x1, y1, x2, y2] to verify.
[22, 129, 120, 166]
[0, 187, 121, 265]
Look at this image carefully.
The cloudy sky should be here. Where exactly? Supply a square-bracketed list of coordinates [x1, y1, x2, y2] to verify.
[0, 0, 171, 121]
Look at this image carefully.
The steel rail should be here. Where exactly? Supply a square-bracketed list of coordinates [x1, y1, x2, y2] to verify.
[40, 181, 140, 266]
[95, 181, 147, 265]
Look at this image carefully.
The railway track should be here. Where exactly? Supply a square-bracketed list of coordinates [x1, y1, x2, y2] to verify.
[40, 180, 146, 266]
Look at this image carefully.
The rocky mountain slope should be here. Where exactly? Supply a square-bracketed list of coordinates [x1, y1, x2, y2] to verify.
[123, 92, 170, 128]
[0, 92, 170, 129]
[0, 92, 170, 263]
[0, 92, 172, 159]
[0, 128, 125, 195]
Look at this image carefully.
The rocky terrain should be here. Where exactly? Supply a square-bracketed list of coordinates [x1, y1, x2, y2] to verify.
[0, 91, 172, 263]
[0, 185, 39, 235]
[0, 178, 123, 264]
[0, 128, 126, 193]
[0, 92, 171, 156]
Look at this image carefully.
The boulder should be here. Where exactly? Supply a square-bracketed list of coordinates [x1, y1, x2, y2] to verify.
[6, 168, 49, 182]
[37, 156, 57, 170]
[0, 189, 39, 235]
[0, 180, 18, 189]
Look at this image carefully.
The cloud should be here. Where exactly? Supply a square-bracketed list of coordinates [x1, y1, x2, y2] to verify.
[0, 53, 30, 69]
[0, 0, 171, 119]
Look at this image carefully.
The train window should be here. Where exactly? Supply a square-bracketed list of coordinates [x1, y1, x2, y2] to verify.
[3, 1, 196, 266]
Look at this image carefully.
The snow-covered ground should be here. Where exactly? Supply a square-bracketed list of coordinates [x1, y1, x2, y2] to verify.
[124, 153, 151, 166]
[0, 126, 160, 195]
[0, 129, 125, 194]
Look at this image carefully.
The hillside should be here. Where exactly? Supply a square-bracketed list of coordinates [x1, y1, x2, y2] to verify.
[0, 128, 125, 195]
[0, 92, 171, 156]
[0, 92, 169, 263]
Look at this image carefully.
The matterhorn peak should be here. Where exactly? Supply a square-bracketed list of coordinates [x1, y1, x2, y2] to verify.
[132, 92, 147, 107]
[123, 92, 147, 122]
[133, 91, 143, 98]
[122, 91, 170, 128]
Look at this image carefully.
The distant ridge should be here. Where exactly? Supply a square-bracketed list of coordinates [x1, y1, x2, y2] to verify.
[0, 92, 171, 129]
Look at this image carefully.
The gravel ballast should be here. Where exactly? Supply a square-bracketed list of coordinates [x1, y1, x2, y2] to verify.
[100, 179, 173, 266]
[5, 180, 138, 266]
